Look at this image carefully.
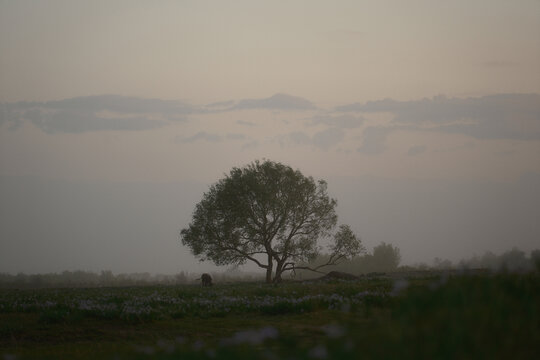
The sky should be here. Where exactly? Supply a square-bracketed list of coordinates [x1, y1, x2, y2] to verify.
[1, 0, 539, 275]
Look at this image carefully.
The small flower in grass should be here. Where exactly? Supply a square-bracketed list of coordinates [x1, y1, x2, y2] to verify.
[390, 279, 409, 296]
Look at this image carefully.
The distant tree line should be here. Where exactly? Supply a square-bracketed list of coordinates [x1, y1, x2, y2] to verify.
[295, 246, 540, 280]
[0, 270, 184, 289]
[1, 247, 538, 288]
[423, 248, 540, 273]
[294, 242, 401, 279]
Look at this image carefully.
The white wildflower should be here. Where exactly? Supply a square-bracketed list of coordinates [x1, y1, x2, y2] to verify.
[390, 279, 409, 296]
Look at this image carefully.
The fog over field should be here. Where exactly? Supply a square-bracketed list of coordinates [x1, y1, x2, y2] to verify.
[1, 1, 539, 275]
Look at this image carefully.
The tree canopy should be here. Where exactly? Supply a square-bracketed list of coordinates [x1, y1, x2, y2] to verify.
[180, 160, 363, 283]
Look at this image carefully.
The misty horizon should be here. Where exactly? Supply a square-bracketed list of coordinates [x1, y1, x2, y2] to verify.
[1, 167, 539, 275]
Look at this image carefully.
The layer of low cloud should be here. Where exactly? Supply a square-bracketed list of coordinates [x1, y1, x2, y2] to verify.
[204, 100, 236, 110]
[0, 94, 320, 133]
[43, 95, 193, 116]
[309, 114, 365, 129]
[237, 120, 257, 127]
[229, 93, 316, 111]
[0, 95, 193, 133]
[337, 94, 540, 141]
[3, 93, 539, 147]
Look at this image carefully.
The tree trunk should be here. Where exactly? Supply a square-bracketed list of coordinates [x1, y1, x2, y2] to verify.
[266, 254, 273, 283]
[273, 261, 284, 283]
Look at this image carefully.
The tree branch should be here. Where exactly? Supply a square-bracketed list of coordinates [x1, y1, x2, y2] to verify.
[219, 245, 269, 269]
[282, 253, 347, 274]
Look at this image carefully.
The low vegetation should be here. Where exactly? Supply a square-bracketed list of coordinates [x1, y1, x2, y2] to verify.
[1, 271, 538, 359]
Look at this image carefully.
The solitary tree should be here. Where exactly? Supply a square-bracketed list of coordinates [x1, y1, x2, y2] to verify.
[180, 160, 362, 283]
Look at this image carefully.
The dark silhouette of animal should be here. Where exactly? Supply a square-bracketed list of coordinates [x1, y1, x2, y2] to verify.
[200, 273, 213, 287]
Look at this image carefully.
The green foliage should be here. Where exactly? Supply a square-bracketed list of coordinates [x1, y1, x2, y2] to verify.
[330, 224, 366, 259]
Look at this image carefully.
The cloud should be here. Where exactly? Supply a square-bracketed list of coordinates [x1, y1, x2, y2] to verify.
[43, 95, 193, 116]
[199, 93, 316, 113]
[357, 127, 392, 155]
[204, 100, 235, 110]
[226, 133, 246, 141]
[230, 93, 316, 111]
[177, 131, 222, 143]
[28, 110, 165, 134]
[175, 132, 246, 144]
[1, 95, 195, 133]
[309, 114, 365, 129]
[281, 128, 345, 150]
[407, 145, 427, 156]
[237, 120, 257, 127]
[337, 94, 540, 141]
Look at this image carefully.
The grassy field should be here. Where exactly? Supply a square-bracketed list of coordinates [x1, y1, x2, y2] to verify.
[1, 272, 538, 359]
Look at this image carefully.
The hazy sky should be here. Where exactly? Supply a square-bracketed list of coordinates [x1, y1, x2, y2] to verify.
[1, 1, 539, 274]
[2, 0, 539, 104]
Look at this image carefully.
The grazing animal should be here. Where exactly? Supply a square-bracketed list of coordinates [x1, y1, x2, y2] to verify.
[201, 273, 213, 287]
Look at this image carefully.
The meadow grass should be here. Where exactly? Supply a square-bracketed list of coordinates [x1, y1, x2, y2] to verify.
[1, 272, 538, 359]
